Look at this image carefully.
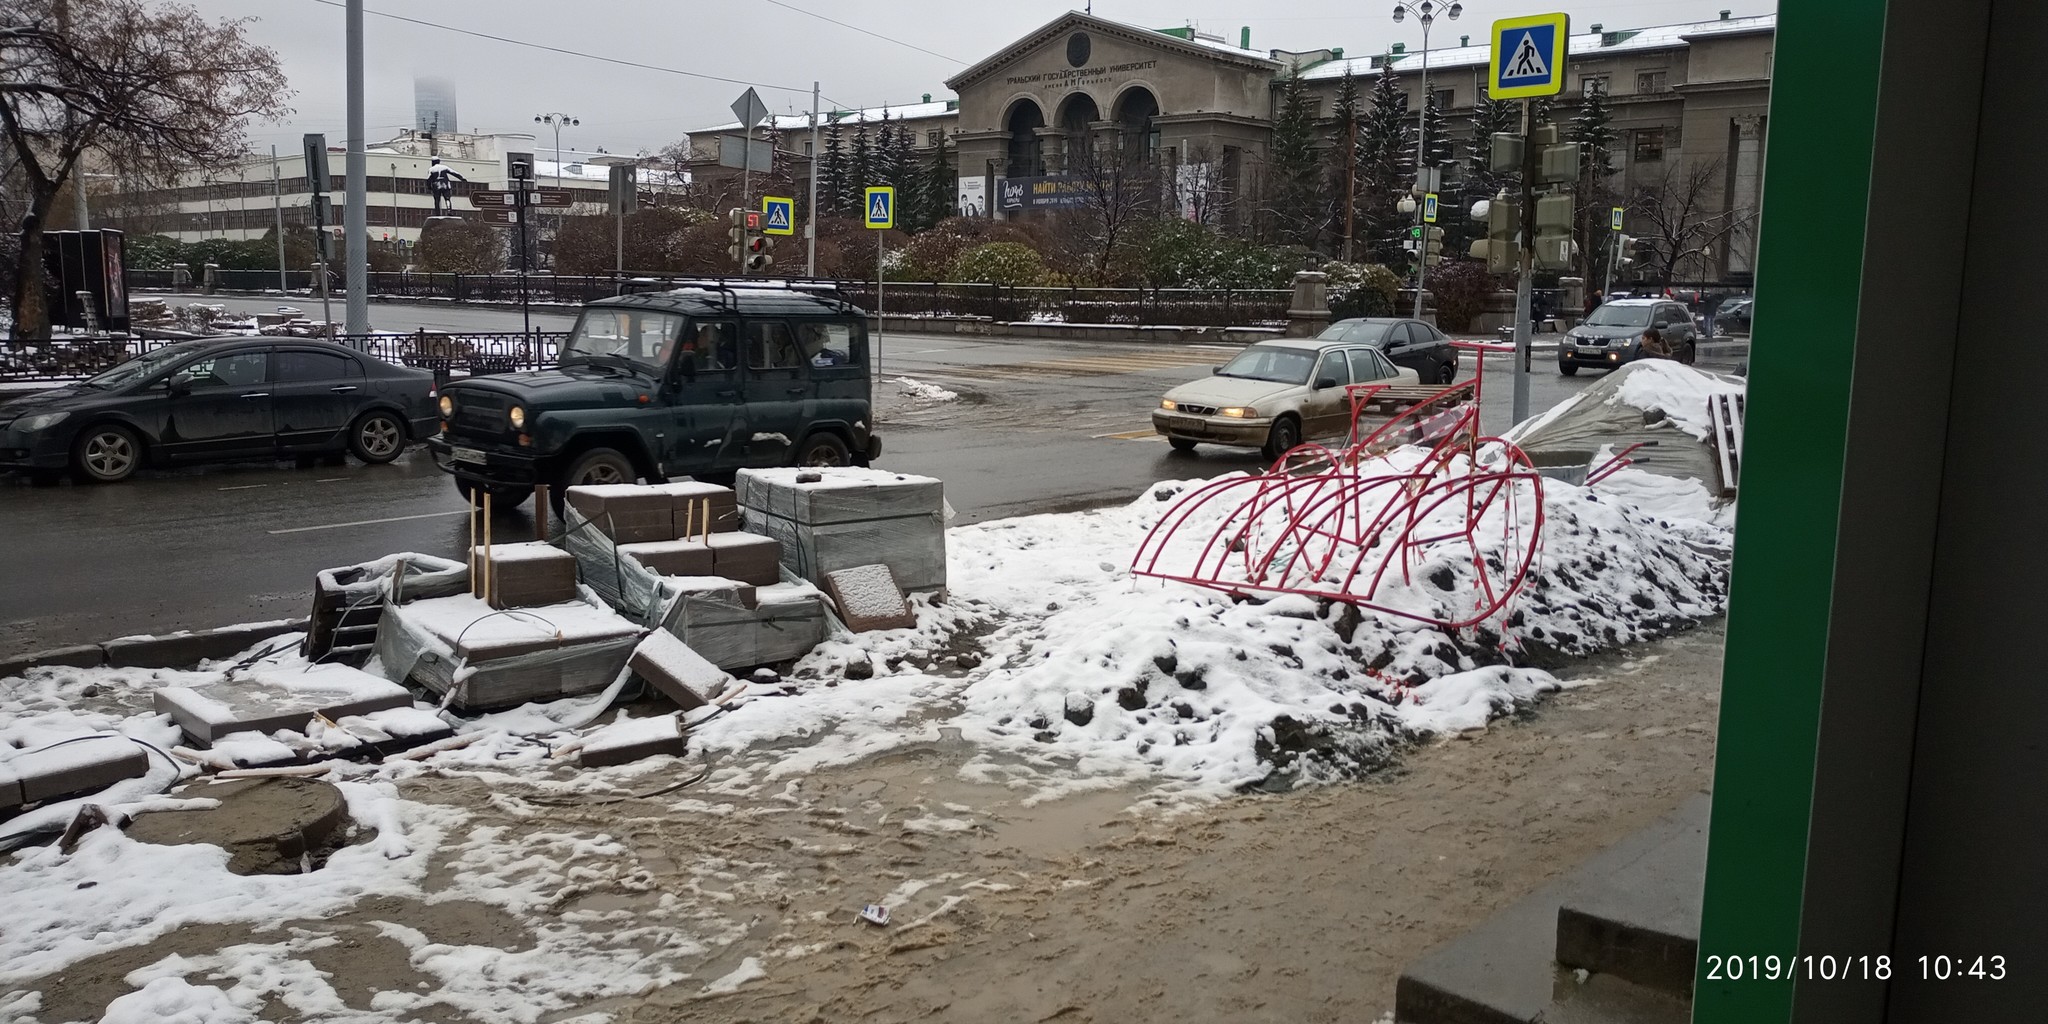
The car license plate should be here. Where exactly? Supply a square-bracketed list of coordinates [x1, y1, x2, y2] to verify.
[1169, 416, 1204, 431]
[451, 446, 486, 465]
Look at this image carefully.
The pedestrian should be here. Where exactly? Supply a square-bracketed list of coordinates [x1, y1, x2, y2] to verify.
[1585, 290, 1602, 318]
[1639, 325, 1674, 360]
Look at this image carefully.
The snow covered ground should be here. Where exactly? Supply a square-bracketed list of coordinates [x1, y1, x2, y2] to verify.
[0, 371, 1738, 1020]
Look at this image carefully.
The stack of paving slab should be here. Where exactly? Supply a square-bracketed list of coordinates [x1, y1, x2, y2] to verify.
[373, 593, 643, 712]
[560, 480, 830, 670]
[474, 541, 580, 609]
[736, 467, 947, 595]
[155, 661, 415, 745]
[0, 734, 150, 813]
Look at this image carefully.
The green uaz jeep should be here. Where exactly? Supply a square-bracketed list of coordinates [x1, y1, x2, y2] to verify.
[427, 287, 879, 507]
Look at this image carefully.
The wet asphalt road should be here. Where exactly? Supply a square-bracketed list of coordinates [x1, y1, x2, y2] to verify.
[0, 304, 1601, 656]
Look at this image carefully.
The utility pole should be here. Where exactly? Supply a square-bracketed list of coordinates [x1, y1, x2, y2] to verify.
[534, 113, 578, 269]
[1511, 98, 1536, 424]
[272, 146, 286, 292]
[1393, 0, 1460, 319]
[343, 0, 369, 337]
[1342, 104, 1357, 262]
[808, 82, 821, 277]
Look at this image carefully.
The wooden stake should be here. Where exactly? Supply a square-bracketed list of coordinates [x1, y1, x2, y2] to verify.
[699, 498, 710, 543]
[467, 489, 478, 597]
[535, 484, 550, 541]
[683, 499, 694, 541]
[482, 491, 493, 604]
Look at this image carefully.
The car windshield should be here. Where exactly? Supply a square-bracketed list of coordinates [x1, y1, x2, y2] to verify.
[1321, 322, 1394, 344]
[82, 342, 203, 389]
[1215, 345, 1316, 385]
[561, 308, 685, 375]
[1586, 304, 1655, 327]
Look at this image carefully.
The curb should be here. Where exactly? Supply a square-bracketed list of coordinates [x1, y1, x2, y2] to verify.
[0, 618, 309, 680]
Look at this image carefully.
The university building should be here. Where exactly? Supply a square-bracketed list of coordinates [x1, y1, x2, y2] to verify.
[690, 8, 1773, 278]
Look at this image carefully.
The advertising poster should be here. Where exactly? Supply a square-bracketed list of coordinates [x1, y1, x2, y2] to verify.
[956, 176, 986, 218]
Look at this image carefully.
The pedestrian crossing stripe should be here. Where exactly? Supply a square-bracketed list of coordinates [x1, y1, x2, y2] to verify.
[865, 186, 895, 229]
[1489, 14, 1569, 100]
[762, 196, 794, 236]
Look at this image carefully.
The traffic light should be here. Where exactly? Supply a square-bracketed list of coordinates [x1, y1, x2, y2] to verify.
[746, 232, 775, 272]
[726, 208, 746, 261]
[1533, 194, 1575, 272]
[1422, 225, 1445, 266]
[1484, 198, 1521, 274]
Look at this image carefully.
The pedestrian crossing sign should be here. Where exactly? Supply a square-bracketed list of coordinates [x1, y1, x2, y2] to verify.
[1611, 206, 1625, 231]
[762, 196, 795, 236]
[1490, 13, 1569, 100]
[865, 186, 895, 229]
[1422, 193, 1439, 224]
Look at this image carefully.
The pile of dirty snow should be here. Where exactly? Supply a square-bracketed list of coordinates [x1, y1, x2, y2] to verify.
[892, 376, 958, 402]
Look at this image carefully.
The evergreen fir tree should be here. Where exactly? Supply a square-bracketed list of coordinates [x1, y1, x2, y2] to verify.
[1463, 86, 1521, 200]
[849, 114, 873, 202]
[1357, 66, 1413, 264]
[1569, 86, 1619, 179]
[1420, 95, 1453, 168]
[1266, 70, 1325, 249]
[1323, 69, 1365, 258]
[924, 131, 955, 227]
[820, 116, 847, 217]
[1568, 87, 1621, 278]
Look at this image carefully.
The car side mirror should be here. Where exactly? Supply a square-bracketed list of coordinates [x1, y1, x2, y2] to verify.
[166, 372, 193, 395]
[1212, 365, 1223, 374]
[1316, 376, 1340, 390]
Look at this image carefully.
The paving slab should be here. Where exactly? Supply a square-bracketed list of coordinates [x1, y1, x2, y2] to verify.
[0, 735, 149, 808]
[154, 662, 413, 745]
[580, 713, 688, 768]
[628, 631, 730, 710]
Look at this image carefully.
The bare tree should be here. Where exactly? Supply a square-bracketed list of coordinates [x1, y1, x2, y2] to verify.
[1165, 144, 1235, 228]
[1628, 157, 1752, 282]
[1060, 132, 1157, 282]
[2, 0, 289, 338]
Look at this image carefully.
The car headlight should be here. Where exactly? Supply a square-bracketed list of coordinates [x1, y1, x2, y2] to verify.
[15, 412, 69, 432]
[1219, 407, 1257, 418]
[439, 395, 454, 417]
[508, 405, 526, 429]
[1159, 398, 1178, 411]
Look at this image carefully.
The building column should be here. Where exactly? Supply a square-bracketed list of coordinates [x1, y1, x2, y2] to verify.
[1727, 113, 1765, 276]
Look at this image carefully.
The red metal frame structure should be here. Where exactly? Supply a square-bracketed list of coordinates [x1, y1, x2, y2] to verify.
[1132, 342, 1547, 631]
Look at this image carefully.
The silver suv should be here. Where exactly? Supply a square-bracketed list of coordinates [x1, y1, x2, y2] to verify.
[1561, 298, 1698, 374]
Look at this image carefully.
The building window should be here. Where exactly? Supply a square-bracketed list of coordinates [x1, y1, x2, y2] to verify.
[1635, 70, 1667, 93]
[1582, 76, 1609, 97]
[804, 139, 814, 156]
[1634, 128, 1666, 163]
[927, 129, 942, 147]
[1432, 87, 1454, 110]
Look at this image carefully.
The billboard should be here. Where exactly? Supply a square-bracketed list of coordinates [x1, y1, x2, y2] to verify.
[956, 176, 986, 217]
[996, 175, 1093, 211]
[37, 229, 130, 331]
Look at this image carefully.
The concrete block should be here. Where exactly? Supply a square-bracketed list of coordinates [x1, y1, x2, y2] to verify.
[474, 541, 579, 609]
[654, 480, 740, 535]
[628, 631, 731, 710]
[621, 539, 715, 578]
[0, 735, 150, 805]
[1553, 799, 1707, 997]
[155, 662, 414, 745]
[824, 564, 916, 632]
[579, 713, 688, 768]
[707, 532, 783, 586]
[0, 643, 107, 680]
[736, 467, 943, 525]
[566, 484, 677, 544]
[103, 619, 308, 669]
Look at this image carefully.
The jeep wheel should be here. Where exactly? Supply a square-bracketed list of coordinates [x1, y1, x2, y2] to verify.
[793, 433, 851, 468]
[563, 447, 636, 488]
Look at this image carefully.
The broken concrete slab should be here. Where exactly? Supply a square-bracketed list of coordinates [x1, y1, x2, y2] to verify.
[103, 619, 308, 670]
[628, 631, 731, 710]
[154, 662, 413, 745]
[0, 734, 150, 808]
[824, 564, 916, 632]
[124, 777, 351, 875]
[579, 713, 687, 768]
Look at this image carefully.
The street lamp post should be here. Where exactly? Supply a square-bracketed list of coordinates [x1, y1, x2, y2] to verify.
[534, 112, 578, 268]
[1392, 0, 1460, 319]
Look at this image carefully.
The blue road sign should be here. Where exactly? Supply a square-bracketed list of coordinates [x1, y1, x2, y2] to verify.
[762, 195, 795, 236]
[1490, 14, 1569, 99]
[1423, 193, 1440, 224]
[865, 187, 895, 229]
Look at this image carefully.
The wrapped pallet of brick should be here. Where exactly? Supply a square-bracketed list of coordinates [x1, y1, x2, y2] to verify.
[372, 593, 643, 712]
[735, 467, 947, 594]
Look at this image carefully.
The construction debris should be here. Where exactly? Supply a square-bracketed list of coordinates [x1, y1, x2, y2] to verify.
[577, 713, 688, 768]
[154, 662, 413, 745]
[0, 735, 150, 811]
[375, 595, 643, 712]
[627, 632, 732, 710]
[824, 564, 917, 633]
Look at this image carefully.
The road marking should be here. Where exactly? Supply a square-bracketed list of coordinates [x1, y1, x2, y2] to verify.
[315, 477, 349, 483]
[268, 509, 468, 535]
[927, 352, 1226, 382]
[218, 484, 269, 491]
[1092, 428, 1162, 440]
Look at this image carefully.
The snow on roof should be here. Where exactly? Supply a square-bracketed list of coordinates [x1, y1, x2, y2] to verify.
[693, 99, 956, 136]
[1300, 12, 1775, 81]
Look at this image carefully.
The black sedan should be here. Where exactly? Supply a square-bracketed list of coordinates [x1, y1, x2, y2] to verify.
[1315, 318, 1461, 384]
[0, 338, 440, 483]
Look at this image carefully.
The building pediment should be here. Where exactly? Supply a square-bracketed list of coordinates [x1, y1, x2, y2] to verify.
[944, 11, 1278, 93]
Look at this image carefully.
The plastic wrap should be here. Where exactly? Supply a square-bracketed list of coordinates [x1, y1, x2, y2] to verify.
[372, 594, 642, 712]
[736, 467, 948, 593]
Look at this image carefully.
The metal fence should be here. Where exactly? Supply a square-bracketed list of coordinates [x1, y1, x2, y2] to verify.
[1, 330, 569, 383]
[127, 270, 1294, 327]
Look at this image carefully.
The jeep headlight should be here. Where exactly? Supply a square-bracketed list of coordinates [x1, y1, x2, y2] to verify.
[1219, 407, 1257, 418]
[508, 405, 526, 429]
[15, 412, 69, 432]
[439, 395, 454, 417]
[1159, 398, 1178, 411]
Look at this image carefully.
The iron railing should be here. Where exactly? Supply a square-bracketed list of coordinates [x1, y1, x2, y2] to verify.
[1, 330, 569, 383]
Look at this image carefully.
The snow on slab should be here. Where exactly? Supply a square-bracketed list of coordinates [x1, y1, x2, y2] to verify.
[581, 712, 683, 756]
[826, 564, 910, 620]
[399, 595, 640, 649]
[632, 631, 729, 694]
[475, 540, 570, 563]
[741, 466, 942, 492]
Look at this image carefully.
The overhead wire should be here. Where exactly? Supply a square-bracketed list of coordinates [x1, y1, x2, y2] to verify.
[757, 0, 967, 65]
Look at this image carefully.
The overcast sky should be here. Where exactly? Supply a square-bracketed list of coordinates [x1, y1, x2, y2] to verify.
[213, 0, 1775, 157]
